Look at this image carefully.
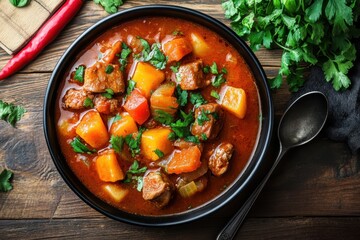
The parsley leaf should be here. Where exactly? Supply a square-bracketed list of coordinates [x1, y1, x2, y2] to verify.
[170, 62, 181, 73]
[102, 88, 115, 99]
[210, 90, 220, 100]
[74, 65, 85, 83]
[105, 65, 114, 74]
[190, 92, 207, 108]
[170, 110, 194, 138]
[222, 0, 359, 91]
[197, 109, 210, 126]
[0, 169, 13, 192]
[70, 137, 96, 154]
[154, 149, 164, 158]
[119, 42, 132, 71]
[110, 135, 125, 153]
[153, 110, 174, 125]
[0, 100, 26, 127]
[93, 0, 124, 14]
[125, 127, 145, 157]
[175, 85, 188, 107]
[212, 74, 226, 88]
[123, 160, 147, 191]
[210, 62, 218, 74]
[9, 0, 30, 8]
[184, 135, 200, 144]
[126, 80, 136, 95]
[83, 97, 94, 108]
[136, 38, 167, 69]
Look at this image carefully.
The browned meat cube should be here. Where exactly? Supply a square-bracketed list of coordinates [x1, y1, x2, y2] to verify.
[208, 142, 234, 176]
[83, 62, 125, 93]
[63, 88, 93, 110]
[176, 60, 206, 90]
[93, 95, 120, 115]
[142, 171, 174, 208]
[191, 103, 224, 140]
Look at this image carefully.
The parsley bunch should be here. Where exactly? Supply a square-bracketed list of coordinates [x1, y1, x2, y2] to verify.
[94, 0, 124, 14]
[223, 0, 360, 91]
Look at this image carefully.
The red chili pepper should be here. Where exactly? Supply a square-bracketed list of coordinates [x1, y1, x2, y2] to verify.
[0, 0, 84, 80]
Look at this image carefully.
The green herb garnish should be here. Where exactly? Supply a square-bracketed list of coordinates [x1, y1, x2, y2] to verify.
[105, 65, 114, 74]
[93, 0, 124, 14]
[153, 110, 174, 125]
[190, 92, 207, 108]
[123, 160, 147, 191]
[197, 109, 210, 126]
[9, 0, 30, 8]
[175, 85, 188, 107]
[125, 127, 145, 157]
[170, 110, 194, 139]
[119, 42, 132, 71]
[83, 97, 94, 108]
[0, 169, 13, 192]
[126, 80, 136, 96]
[170, 62, 181, 73]
[102, 88, 115, 99]
[210, 90, 220, 100]
[70, 137, 96, 154]
[210, 62, 218, 74]
[74, 65, 85, 83]
[154, 149, 165, 158]
[0, 100, 26, 127]
[222, 0, 360, 91]
[212, 74, 226, 88]
[110, 135, 125, 153]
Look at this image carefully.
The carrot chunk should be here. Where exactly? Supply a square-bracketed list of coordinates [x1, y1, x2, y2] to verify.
[219, 86, 247, 119]
[96, 150, 124, 182]
[167, 146, 202, 174]
[75, 110, 109, 148]
[163, 37, 193, 62]
[123, 89, 150, 125]
[110, 115, 138, 137]
[131, 62, 165, 98]
[141, 128, 174, 161]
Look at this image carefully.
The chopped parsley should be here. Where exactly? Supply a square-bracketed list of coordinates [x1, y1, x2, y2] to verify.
[126, 80, 136, 95]
[123, 160, 147, 191]
[175, 85, 188, 107]
[153, 110, 174, 125]
[137, 38, 168, 70]
[170, 62, 181, 73]
[190, 92, 207, 108]
[125, 127, 145, 157]
[210, 90, 220, 100]
[105, 65, 114, 74]
[113, 113, 122, 122]
[70, 137, 96, 154]
[210, 62, 218, 74]
[74, 65, 85, 83]
[154, 149, 165, 158]
[197, 109, 210, 126]
[83, 97, 94, 108]
[201, 133, 208, 141]
[203, 66, 210, 74]
[168, 131, 176, 141]
[102, 88, 115, 99]
[110, 135, 125, 153]
[119, 42, 132, 71]
[0, 169, 13, 192]
[170, 110, 194, 139]
[212, 74, 226, 88]
[93, 0, 124, 14]
[184, 135, 200, 144]
[0, 100, 26, 127]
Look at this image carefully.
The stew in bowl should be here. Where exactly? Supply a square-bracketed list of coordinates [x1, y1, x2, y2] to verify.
[44, 5, 273, 225]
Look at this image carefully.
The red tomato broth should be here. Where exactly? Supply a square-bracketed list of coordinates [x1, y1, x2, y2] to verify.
[55, 17, 260, 215]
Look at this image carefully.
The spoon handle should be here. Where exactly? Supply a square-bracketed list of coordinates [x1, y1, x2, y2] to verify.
[217, 149, 287, 240]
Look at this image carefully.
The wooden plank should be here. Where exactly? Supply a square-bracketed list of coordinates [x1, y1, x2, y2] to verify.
[1, 217, 360, 240]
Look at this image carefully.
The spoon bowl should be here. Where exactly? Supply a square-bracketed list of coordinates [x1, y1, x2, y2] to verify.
[279, 91, 328, 149]
[217, 91, 328, 240]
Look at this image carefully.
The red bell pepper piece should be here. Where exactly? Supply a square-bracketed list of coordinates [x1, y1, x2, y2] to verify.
[0, 0, 84, 80]
[123, 89, 150, 125]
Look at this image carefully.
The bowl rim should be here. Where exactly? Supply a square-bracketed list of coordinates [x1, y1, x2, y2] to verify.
[43, 4, 274, 226]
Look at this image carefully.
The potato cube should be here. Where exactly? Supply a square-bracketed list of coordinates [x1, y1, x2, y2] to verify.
[141, 128, 174, 161]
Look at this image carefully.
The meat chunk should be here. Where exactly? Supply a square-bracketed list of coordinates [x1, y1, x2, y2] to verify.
[208, 142, 234, 176]
[173, 139, 203, 152]
[63, 88, 93, 110]
[191, 103, 224, 140]
[93, 95, 120, 115]
[83, 62, 125, 93]
[142, 170, 174, 208]
[176, 60, 206, 90]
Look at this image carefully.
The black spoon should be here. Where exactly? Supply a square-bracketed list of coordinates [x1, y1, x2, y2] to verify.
[217, 91, 328, 240]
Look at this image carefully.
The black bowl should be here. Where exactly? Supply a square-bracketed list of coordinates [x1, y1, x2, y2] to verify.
[43, 5, 274, 226]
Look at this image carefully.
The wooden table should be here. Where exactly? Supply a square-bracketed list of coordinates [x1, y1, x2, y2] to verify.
[1, 1, 360, 239]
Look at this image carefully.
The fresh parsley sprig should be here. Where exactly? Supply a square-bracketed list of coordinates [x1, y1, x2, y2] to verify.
[0, 100, 26, 127]
[222, 0, 360, 91]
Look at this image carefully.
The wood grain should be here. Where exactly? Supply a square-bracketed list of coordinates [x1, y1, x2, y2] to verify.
[1, 0, 360, 239]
